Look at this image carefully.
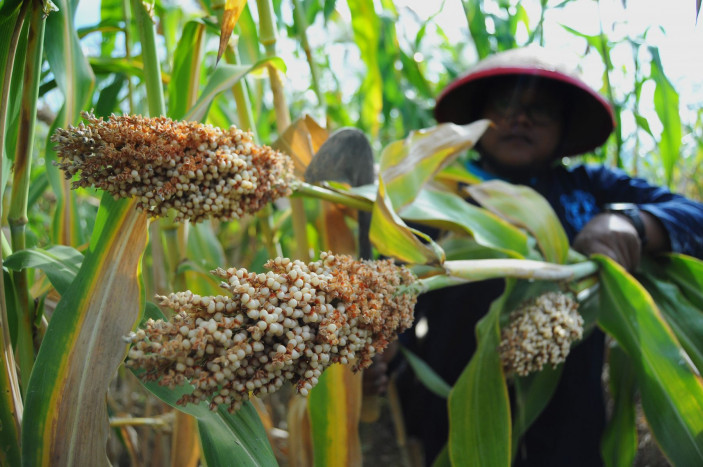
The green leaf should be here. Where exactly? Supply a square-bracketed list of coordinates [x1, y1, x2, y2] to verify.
[400, 345, 451, 399]
[448, 280, 511, 466]
[380, 120, 490, 210]
[168, 19, 206, 120]
[601, 344, 637, 467]
[184, 58, 286, 123]
[650, 46, 681, 188]
[308, 364, 362, 466]
[22, 196, 149, 466]
[464, 0, 491, 59]
[658, 253, 703, 309]
[139, 303, 278, 467]
[595, 255, 703, 465]
[4, 245, 83, 295]
[369, 176, 443, 266]
[467, 180, 569, 264]
[399, 188, 529, 258]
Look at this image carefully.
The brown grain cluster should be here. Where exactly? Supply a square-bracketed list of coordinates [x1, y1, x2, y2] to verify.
[124, 252, 417, 413]
[498, 291, 583, 377]
[52, 112, 294, 223]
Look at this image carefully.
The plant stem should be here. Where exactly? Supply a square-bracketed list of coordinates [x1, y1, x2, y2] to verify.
[0, 1, 29, 444]
[9, 0, 47, 393]
[121, 0, 135, 113]
[291, 0, 323, 107]
[255, 0, 310, 261]
[442, 259, 599, 283]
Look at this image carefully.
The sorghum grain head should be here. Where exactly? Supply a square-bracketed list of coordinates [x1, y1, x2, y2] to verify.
[498, 291, 583, 377]
[125, 252, 417, 413]
[52, 112, 294, 223]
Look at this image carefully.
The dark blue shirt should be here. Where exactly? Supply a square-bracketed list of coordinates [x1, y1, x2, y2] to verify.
[468, 161, 703, 258]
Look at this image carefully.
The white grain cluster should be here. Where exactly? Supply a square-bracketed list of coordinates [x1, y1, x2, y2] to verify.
[498, 292, 583, 377]
[125, 252, 416, 413]
[52, 112, 293, 223]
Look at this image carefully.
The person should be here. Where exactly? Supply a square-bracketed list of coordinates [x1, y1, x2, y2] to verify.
[364, 46, 703, 466]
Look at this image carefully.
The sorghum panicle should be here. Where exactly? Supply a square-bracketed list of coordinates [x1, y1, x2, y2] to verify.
[125, 253, 417, 414]
[498, 291, 583, 377]
[52, 112, 294, 223]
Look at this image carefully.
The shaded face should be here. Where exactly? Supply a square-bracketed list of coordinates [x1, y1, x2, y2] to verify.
[477, 79, 564, 179]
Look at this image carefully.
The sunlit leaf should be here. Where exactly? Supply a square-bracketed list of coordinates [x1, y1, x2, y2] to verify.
[658, 253, 703, 309]
[272, 115, 328, 178]
[467, 180, 569, 264]
[218, 0, 248, 63]
[601, 343, 637, 467]
[308, 364, 362, 466]
[596, 255, 703, 465]
[22, 196, 148, 466]
[184, 58, 285, 122]
[369, 176, 443, 266]
[650, 46, 681, 188]
[449, 279, 511, 466]
[380, 120, 490, 210]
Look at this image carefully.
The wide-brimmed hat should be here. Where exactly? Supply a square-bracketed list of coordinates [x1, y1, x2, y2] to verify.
[434, 46, 615, 156]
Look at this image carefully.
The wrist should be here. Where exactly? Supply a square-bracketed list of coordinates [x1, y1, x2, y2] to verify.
[603, 203, 648, 248]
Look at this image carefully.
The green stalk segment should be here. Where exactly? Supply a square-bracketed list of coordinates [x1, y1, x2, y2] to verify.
[443, 259, 599, 283]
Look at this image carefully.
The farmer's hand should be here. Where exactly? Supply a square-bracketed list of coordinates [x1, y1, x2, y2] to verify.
[573, 213, 642, 271]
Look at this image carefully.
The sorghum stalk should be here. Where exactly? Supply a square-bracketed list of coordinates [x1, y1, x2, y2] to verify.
[8, 1, 48, 391]
[255, 0, 310, 261]
[130, 0, 165, 116]
[0, 4, 30, 449]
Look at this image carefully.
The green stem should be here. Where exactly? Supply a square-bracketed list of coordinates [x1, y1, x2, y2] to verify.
[443, 259, 599, 283]
[0, 3, 29, 447]
[9, 1, 47, 393]
[225, 45, 258, 135]
[597, 2, 621, 166]
[255, 0, 310, 260]
[121, 0, 135, 113]
[131, 0, 165, 116]
[292, 0, 323, 106]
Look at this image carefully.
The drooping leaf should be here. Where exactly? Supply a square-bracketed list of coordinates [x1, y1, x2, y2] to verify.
[22, 196, 148, 466]
[369, 176, 443, 266]
[4, 245, 83, 295]
[399, 188, 529, 258]
[595, 255, 703, 465]
[308, 364, 362, 466]
[601, 343, 637, 467]
[657, 253, 703, 309]
[448, 279, 512, 467]
[380, 120, 490, 210]
[467, 180, 569, 264]
[184, 58, 286, 123]
[400, 345, 451, 399]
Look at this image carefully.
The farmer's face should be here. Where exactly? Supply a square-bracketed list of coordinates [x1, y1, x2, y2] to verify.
[477, 80, 564, 178]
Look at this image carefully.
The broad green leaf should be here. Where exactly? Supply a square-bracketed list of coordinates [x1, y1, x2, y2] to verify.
[601, 344, 637, 467]
[348, 0, 382, 136]
[4, 245, 83, 295]
[467, 180, 569, 264]
[308, 364, 362, 467]
[400, 346, 451, 399]
[168, 19, 207, 120]
[464, 0, 491, 59]
[399, 188, 529, 258]
[184, 58, 286, 122]
[639, 275, 703, 375]
[369, 176, 443, 266]
[449, 280, 511, 467]
[380, 120, 490, 210]
[596, 255, 703, 465]
[650, 46, 681, 188]
[22, 196, 148, 466]
[94, 73, 126, 117]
